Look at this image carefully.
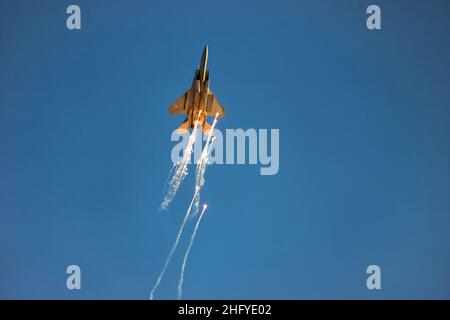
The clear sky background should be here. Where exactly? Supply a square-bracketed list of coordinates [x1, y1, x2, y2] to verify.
[0, 0, 449, 299]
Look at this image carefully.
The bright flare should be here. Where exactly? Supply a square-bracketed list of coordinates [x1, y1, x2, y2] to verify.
[191, 112, 219, 216]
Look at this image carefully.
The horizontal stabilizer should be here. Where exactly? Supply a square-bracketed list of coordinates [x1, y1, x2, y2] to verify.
[176, 120, 190, 135]
[202, 122, 212, 135]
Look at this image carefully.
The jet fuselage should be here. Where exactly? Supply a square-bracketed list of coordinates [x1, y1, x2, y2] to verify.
[168, 46, 225, 134]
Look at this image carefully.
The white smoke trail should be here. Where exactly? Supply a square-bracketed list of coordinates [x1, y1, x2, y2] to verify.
[191, 113, 219, 216]
[177, 203, 208, 300]
[151, 112, 219, 299]
[160, 111, 202, 211]
[163, 162, 179, 192]
[149, 194, 198, 300]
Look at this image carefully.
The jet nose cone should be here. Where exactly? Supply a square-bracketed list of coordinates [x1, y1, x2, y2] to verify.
[200, 45, 208, 66]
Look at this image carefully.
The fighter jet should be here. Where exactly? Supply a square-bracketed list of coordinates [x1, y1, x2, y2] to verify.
[168, 45, 225, 134]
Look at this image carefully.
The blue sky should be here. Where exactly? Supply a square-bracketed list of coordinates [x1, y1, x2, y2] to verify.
[0, 0, 449, 299]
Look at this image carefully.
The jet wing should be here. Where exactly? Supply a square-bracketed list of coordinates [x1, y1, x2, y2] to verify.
[206, 94, 225, 118]
[168, 90, 192, 115]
